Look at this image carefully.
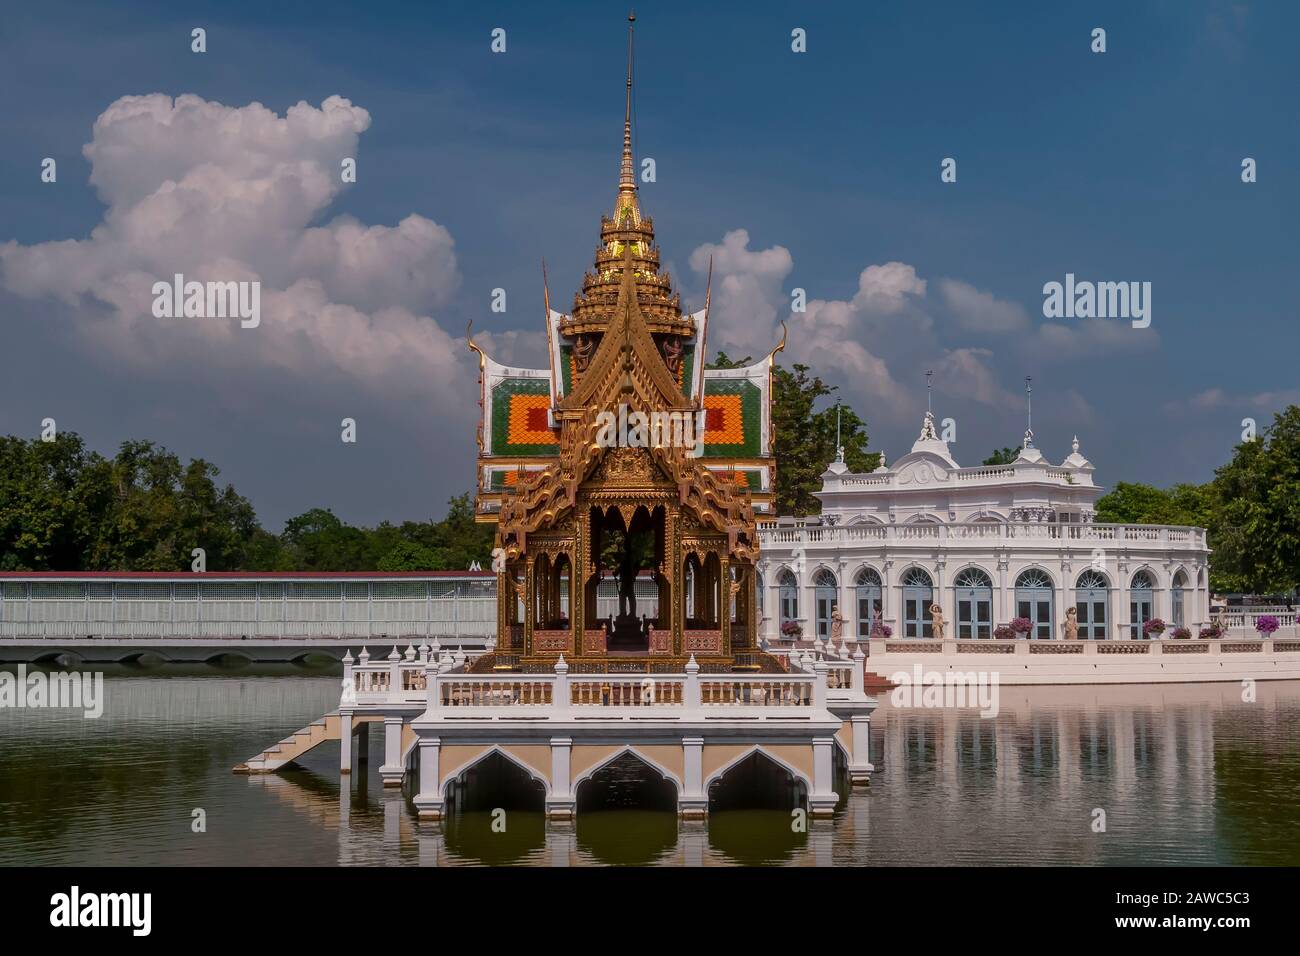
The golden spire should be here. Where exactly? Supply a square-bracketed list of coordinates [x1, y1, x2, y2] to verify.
[617, 11, 638, 222]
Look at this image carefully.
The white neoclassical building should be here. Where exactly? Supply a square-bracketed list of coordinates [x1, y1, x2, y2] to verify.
[756, 411, 1212, 644]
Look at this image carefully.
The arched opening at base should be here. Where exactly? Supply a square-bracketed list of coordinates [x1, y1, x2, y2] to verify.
[708, 751, 808, 812]
[440, 752, 546, 865]
[575, 752, 677, 813]
[444, 751, 546, 815]
[575, 752, 678, 865]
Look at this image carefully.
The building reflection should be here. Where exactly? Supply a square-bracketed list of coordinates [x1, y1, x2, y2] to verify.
[241, 680, 1300, 865]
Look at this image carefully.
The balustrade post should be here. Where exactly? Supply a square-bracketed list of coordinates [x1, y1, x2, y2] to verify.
[425, 663, 439, 711]
[685, 655, 701, 710]
[554, 655, 570, 714]
[388, 646, 401, 697]
[813, 660, 828, 711]
[851, 644, 865, 695]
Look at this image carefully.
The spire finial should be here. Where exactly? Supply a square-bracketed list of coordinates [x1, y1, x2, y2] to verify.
[619, 12, 637, 204]
[926, 369, 933, 414]
[835, 401, 844, 464]
[1023, 376, 1034, 448]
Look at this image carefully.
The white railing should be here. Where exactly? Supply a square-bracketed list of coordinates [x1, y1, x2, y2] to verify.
[342, 651, 864, 717]
[1214, 610, 1297, 629]
[866, 633, 1300, 658]
[756, 521, 1207, 550]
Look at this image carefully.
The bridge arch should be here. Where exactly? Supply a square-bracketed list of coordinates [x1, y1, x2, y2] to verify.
[441, 745, 549, 812]
[571, 745, 683, 796]
[705, 745, 811, 811]
[27, 649, 84, 666]
[574, 747, 679, 814]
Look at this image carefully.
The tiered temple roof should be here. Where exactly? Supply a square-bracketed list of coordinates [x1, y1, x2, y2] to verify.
[470, 24, 778, 520]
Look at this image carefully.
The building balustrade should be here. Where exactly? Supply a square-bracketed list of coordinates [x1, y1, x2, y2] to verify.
[340, 646, 864, 717]
[757, 520, 1208, 549]
[868, 636, 1300, 658]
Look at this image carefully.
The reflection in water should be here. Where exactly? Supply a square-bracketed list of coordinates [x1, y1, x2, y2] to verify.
[1, 667, 1297, 865]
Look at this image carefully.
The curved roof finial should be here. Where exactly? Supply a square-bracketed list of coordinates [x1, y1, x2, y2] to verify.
[768, 320, 788, 362]
[619, 11, 638, 205]
[465, 319, 486, 370]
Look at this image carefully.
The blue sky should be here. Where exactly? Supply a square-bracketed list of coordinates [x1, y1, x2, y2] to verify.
[1, 0, 1296, 527]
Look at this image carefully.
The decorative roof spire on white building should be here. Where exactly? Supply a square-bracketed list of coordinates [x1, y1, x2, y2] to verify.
[1015, 376, 1046, 464]
[918, 409, 939, 442]
[1062, 434, 1094, 472]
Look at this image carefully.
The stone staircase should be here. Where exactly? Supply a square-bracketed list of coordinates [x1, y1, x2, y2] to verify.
[233, 712, 382, 774]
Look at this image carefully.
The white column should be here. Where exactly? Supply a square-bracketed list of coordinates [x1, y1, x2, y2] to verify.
[802, 567, 816, 639]
[547, 736, 573, 819]
[1114, 571, 1128, 640]
[379, 715, 405, 787]
[849, 714, 873, 784]
[413, 737, 443, 820]
[339, 710, 353, 775]
[996, 560, 1008, 628]
[810, 736, 837, 816]
[837, 559, 852, 641]
[681, 736, 706, 817]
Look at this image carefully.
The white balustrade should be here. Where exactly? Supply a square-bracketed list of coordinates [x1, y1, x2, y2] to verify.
[345, 653, 833, 717]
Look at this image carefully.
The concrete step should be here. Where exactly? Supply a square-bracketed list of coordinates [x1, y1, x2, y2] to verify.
[235, 711, 343, 774]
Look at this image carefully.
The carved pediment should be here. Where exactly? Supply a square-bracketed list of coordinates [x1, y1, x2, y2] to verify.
[897, 461, 948, 486]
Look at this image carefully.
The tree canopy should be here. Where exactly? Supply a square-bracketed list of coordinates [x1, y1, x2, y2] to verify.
[982, 447, 1021, 466]
[1094, 405, 1300, 595]
[0, 433, 493, 572]
[708, 353, 878, 516]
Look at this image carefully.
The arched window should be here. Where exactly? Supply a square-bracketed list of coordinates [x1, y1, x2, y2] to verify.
[778, 569, 798, 630]
[1075, 570, 1109, 640]
[813, 569, 837, 640]
[1015, 569, 1054, 639]
[902, 567, 934, 638]
[1171, 570, 1188, 628]
[855, 568, 883, 638]
[955, 567, 993, 639]
[1130, 569, 1155, 639]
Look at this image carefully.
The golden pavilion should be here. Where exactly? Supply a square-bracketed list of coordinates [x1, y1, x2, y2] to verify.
[468, 15, 782, 673]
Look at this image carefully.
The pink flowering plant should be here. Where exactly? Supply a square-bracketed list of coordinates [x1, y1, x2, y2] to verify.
[1199, 623, 1224, 639]
[1142, 618, 1167, 637]
[869, 622, 893, 638]
[1009, 616, 1033, 636]
[781, 620, 803, 639]
[1170, 626, 1192, 639]
[1256, 615, 1280, 636]
[993, 624, 1016, 640]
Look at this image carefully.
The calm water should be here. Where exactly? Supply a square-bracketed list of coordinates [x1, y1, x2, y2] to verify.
[1, 666, 1297, 866]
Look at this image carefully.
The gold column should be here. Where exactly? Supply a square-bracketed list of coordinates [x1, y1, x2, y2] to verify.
[573, 506, 587, 657]
[669, 511, 682, 656]
[720, 551, 731, 656]
[523, 554, 535, 657]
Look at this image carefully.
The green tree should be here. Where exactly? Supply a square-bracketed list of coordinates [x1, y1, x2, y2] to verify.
[708, 354, 877, 516]
[983, 447, 1021, 466]
[1096, 481, 1212, 527]
[1208, 406, 1300, 595]
[0, 433, 103, 570]
[376, 540, 440, 571]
